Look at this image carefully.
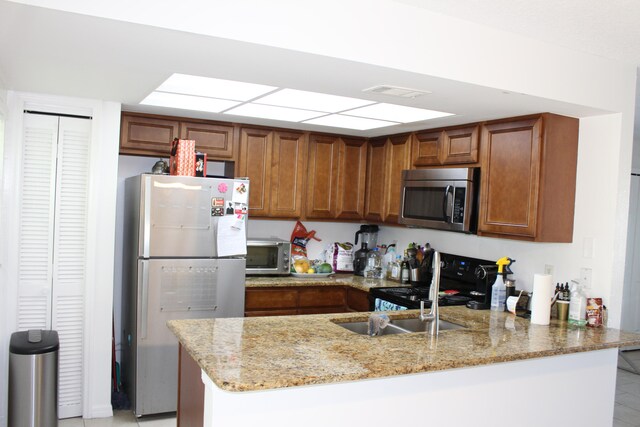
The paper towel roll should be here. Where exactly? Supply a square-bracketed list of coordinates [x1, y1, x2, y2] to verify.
[530, 274, 553, 325]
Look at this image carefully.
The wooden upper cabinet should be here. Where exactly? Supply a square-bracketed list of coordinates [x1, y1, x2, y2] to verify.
[270, 131, 307, 218]
[238, 127, 273, 217]
[384, 134, 412, 224]
[179, 121, 235, 160]
[412, 125, 479, 167]
[306, 134, 340, 219]
[478, 114, 578, 242]
[120, 113, 179, 156]
[335, 137, 367, 220]
[364, 137, 388, 223]
[412, 130, 442, 166]
[306, 135, 367, 220]
[442, 125, 479, 164]
[120, 112, 237, 160]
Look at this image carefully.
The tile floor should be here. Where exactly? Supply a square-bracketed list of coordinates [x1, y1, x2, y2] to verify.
[59, 351, 640, 427]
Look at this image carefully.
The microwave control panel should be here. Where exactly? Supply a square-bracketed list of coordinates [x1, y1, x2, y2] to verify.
[453, 188, 465, 223]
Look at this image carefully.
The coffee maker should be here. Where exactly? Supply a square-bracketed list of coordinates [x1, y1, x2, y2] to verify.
[352, 225, 380, 276]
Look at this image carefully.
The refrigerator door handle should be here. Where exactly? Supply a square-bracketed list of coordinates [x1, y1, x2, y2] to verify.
[142, 176, 152, 258]
[140, 260, 149, 340]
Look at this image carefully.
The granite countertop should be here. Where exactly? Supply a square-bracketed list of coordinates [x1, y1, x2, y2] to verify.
[167, 307, 640, 392]
[245, 273, 402, 292]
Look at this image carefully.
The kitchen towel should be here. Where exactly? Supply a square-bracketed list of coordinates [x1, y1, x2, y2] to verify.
[530, 274, 553, 325]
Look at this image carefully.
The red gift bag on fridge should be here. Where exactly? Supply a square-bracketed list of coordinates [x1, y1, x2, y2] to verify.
[170, 138, 196, 176]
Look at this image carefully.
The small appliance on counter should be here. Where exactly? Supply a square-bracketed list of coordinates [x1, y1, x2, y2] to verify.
[246, 238, 291, 275]
[353, 224, 380, 276]
[370, 252, 497, 310]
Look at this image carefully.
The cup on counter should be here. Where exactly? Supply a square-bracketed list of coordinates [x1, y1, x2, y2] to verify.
[556, 300, 569, 321]
[410, 268, 421, 283]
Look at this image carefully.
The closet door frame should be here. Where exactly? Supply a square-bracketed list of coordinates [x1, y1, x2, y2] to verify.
[2, 92, 120, 420]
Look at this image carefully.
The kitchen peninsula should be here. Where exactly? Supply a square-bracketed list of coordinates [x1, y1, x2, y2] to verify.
[168, 307, 640, 427]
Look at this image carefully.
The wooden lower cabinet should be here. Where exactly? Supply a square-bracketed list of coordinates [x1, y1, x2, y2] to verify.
[244, 286, 371, 316]
[346, 288, 371, 312]
[178, 344, 204, 427]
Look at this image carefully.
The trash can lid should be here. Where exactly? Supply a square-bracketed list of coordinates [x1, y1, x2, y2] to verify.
[10, 330, 59, 355]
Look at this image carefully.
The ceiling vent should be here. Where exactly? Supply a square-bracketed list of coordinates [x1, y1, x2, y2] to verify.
[363, 85, 431, 99]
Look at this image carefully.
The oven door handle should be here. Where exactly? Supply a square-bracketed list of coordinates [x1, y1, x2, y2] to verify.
[442, 185, 453, 222]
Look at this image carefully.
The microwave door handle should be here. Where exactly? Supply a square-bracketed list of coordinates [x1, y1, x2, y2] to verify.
[442, 185, 453, 222]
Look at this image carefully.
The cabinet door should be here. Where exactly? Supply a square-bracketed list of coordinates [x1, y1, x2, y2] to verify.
[245, 288, 298, 310]
[346, 288, 371, 312]
[306, 134, 340, 219]
[270, 131, 307, 218]
[478, 118, 541, 238]
[179, 121, 235, 160]
[384, 134, 413, 224]
[336, 137, 367, 220]
[238, 128, 273, 217]
[364, 137, 388, 222]
[120, 113, 179, 156]
[442, 125, 479, 164]
[412, 130, 442, 166]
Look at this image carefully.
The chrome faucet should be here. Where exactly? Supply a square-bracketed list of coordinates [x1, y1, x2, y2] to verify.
[420, 251, 441, 336]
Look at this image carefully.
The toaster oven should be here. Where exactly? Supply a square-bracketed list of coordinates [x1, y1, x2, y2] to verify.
[246, 238, 291, 275]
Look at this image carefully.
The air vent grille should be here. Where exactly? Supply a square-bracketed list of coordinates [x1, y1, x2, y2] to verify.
[363, 85, 431, 98]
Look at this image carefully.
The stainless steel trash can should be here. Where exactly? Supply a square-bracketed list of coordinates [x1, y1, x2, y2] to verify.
[9, 330, 59, 427]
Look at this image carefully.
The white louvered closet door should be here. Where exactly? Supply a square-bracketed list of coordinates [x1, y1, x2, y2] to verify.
[18, 112, 92, 419]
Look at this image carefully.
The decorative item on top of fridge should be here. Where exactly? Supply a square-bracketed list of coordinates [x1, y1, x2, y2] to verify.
[169, 138, 209, 177]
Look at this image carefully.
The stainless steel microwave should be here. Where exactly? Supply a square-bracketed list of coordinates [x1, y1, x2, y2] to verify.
[399, 167, 479, 233]
[246, 238, 291, 275]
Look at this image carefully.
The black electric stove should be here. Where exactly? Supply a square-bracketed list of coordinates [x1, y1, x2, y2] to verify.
[370, 252, 496, 310]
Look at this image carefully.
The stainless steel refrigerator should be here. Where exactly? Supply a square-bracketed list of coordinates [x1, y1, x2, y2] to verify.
[122, 174, 248, 416]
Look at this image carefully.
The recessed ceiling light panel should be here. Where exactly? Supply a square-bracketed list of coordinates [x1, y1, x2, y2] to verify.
[304, 114, 397, 131]
[343, 103, 453, 123]
[224, 103, 325, 122]
[157, 73, 277, 101]
[140, 91, 241, 113]
[256, 89, 374, 113]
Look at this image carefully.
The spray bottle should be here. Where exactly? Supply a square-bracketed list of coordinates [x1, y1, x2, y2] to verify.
[490, 257, 512, 312]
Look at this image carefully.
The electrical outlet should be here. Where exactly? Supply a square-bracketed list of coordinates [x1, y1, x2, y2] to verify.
[544, 264, 554, 276]
[580, 267, 592, 288]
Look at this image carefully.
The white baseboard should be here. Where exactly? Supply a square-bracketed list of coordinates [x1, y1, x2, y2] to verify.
[84, 404, 113, 419]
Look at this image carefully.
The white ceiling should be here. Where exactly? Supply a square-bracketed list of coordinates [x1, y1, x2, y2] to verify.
[0, 0, 636, 137]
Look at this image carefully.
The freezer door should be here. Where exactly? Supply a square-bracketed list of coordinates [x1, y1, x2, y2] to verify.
[139, 174, 248, 258]
[133, 258, 245, 416]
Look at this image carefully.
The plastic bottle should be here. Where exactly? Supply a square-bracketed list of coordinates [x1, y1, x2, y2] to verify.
[364, 248, 383, 279]
[568, 280, 588, 326]
[490, 257, 511, 312]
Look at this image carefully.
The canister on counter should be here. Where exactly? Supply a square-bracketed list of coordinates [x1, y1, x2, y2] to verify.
[505, 278, 516, 299]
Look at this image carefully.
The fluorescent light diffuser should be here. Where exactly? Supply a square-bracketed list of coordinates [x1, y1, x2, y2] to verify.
[256, 89, 374, 113]
[224, 103, 326, 122]
[343, 103, 453, 123]
[304, 114, 397, 130]
[157, 73, 277, 101]
[140, 91, 241, 113]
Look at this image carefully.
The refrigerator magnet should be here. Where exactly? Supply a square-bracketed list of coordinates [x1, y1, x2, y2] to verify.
[225, 201, 234, 215]
[211, 197, 225, 207]
[217, 182, 228, 194]
[211, 207, 224, 216]
[234, 202, 248, 215]
[233, 181, 249, 204]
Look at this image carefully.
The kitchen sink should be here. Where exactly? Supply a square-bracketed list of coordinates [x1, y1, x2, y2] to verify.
[335, 318, 466, 335]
